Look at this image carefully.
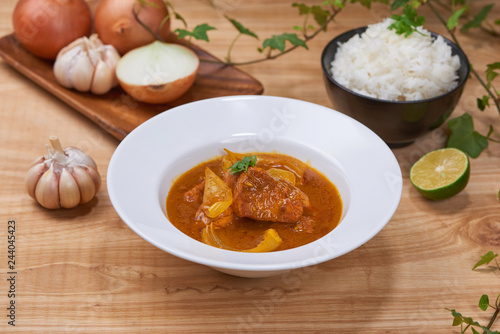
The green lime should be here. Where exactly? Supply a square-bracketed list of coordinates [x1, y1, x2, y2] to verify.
[410, 148, 470, 200]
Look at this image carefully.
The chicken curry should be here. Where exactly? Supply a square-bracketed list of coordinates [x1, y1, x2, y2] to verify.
[166, 150, 343, 252]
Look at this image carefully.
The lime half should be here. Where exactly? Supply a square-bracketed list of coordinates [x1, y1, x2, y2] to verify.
[410, 148, 470, 200]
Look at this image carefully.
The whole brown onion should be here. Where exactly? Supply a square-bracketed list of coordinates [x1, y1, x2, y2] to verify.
[94, 0, 171, 55]
[13, 0, 92, 60]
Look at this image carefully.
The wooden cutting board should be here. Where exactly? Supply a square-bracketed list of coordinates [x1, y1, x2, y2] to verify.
[0, 33, 264, 140]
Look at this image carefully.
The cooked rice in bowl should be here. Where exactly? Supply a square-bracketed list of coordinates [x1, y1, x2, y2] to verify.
[329, 19, 461, 101]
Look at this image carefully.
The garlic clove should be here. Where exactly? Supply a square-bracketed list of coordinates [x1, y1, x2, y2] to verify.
[35, 166, 61, 209]
[84, 166, 102, 193]
[91, 59, 115, 95]
[28, 156, 45, 169]
[102, 46, 121, 86]
[72, 166, 96, 204]
[59, 168, 81, 209]
[65, 147, 98, 170]
[54, 45, 83, 88]
[25, 162, 48, 199]
[72, 53, 94, 92]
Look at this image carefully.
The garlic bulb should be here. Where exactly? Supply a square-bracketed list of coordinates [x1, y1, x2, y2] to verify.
[26, 136, 101, 209]
[53, 34, 121, 95]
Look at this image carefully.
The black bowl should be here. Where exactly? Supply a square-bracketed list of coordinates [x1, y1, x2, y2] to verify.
[321, 27, 470, 147]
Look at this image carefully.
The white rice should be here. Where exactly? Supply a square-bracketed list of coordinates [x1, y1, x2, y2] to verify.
[329, 18, 461, 101]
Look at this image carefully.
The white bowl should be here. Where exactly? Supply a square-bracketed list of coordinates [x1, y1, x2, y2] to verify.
[107, 96, 402, 278]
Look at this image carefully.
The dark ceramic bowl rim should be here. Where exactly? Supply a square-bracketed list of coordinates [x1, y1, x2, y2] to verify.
[321, 26, 470, 105]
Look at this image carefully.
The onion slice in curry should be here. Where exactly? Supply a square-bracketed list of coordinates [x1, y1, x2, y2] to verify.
[202, 167, 232, 218]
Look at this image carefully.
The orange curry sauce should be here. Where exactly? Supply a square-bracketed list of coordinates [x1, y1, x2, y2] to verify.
[166, 153, 343, 251]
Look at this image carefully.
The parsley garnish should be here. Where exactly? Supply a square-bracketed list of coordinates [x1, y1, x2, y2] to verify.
[228, 155, 257, 174]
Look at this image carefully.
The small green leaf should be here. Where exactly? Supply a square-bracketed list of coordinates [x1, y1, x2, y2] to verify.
[498, 189, 500, 201]
[174, 23, 216, 42]
[388, 4, 426, 37]
[391, 0, 410, 11]
[461, 4, 494, 32]
[447, 113, 489, 158]
[447, 309, 464, 326]
[225, 16, 258, 39]
[471, 328, 481, 334]
[310, 5, 330, 29]
[293, 25, 302, 31]
[292, 2, 310, 15]
[477, 95, 490, 111]
[486, 62, 500, 87]
[228, 155, 257, 174]
[262, 33, 308, 52]
[447, 7, 466, 30]
[447, 309, 481, 327]
[174, 12, 188, 28]
[452, 315, 463, 326]
[333, 0, 345, 9]
[479, 294, 490, 311]
[472, 251, 499, 270]
[292, 3, 330, 31]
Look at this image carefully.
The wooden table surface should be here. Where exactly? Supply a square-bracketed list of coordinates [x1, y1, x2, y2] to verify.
[1, 0, 499, 333]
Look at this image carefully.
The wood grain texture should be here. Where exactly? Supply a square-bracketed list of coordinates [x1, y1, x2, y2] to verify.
[0, 0, 499, 333]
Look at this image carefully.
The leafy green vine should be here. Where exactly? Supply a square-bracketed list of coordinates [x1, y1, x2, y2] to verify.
[447, 251, 499, 333]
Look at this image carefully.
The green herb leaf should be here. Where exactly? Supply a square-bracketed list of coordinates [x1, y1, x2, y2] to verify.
[447, 7, 466, 30]
[498, 189, 500, 201]
[174, 23, 216, 42]
[292, 4, 330, 31]
[461, 4, 494, 32]
[332, 0, 345, 9]
[449, 309, 463, 326]
[310, 6, 330, 29]
[447, 113, 489, 158]
[479, 294, 490, 311]
[388, 4, 425, 37]
[477, 95, 490, 111]
[262, 33, 308, 52]
[391, 0, 410, 11]
[225, 16, 258, 39]
[448, 309, 481, 327]
[292, 2, 310, 15]
[472, 251, 499, 270]
[228, 155, 257, 174]
[173, 12, 188, 28]
[486, 62, 500, 87]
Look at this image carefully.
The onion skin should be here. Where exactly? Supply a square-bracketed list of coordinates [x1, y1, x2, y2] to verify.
[118, 73, 198, 104]
[94, 0, 171, 55]
[13, 0, 92, 60]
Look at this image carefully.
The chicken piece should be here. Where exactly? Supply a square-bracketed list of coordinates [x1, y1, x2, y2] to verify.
[232, 167, 309, 223]
[293, 216, 314, 233]
[184, 180, 205, 203]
